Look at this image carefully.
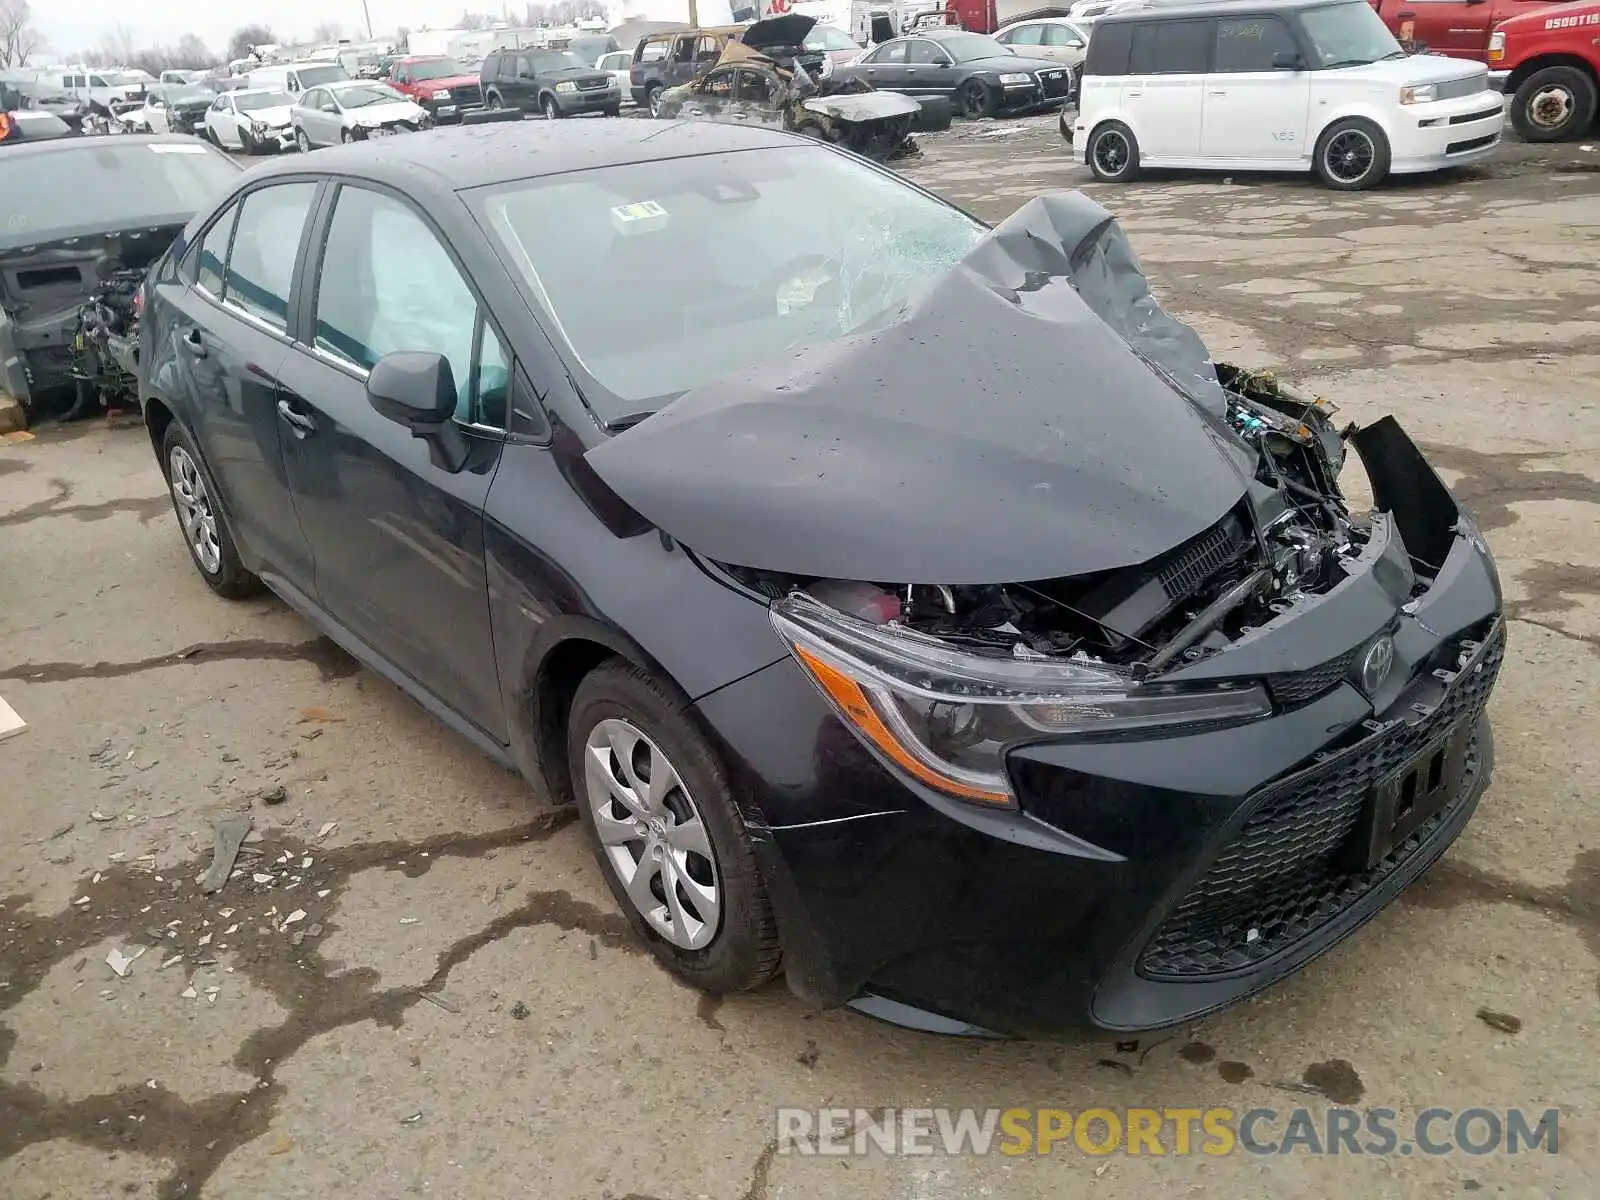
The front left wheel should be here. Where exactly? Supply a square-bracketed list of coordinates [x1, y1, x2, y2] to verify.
[160, 422, 261, 599]
[567, 660, 781, 994]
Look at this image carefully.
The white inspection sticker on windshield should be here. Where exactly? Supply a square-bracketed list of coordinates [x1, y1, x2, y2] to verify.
[610, 199, 668, 234]
[148, 143, 210, 154]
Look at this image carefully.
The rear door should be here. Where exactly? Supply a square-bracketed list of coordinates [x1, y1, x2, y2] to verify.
[861, 39, 913, 90]
[903, 37, 958, 94]
[154, 183, 321, 588]
[1201, 14, 1309, 161]
[274, 182, 508, 736]
[1123, 17, 1210, 158]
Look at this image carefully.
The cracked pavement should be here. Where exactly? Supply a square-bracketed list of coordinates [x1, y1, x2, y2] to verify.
[3, 127, 1599, 1198]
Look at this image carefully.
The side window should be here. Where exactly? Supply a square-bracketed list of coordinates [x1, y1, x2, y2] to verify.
[736, 69, 774, 103]
[89, 75, 107, 88]
[313, 186, 495, 427]
[223, 183, 318, 330]
[1083, 21, 1133, 75]
[704, 69, 735, 97]
[191, 202, 239, 292]
[517, 55, 537, 79]
[1129, 19, 1212, 74]
[695, 36, 722, 62]
[473, 320, 510, 429]
[1213, 17, 1298, 72]
[672, 36, 696, 63]
[640, 40, 669, 62]
[870, 41, 908, 64]
[1005, 25, 1044, 46]
[905, 39, 946, 64]
[1046, 23, 1085, 47]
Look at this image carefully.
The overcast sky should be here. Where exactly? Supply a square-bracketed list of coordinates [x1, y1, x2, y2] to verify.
[34, 0, 471, 58]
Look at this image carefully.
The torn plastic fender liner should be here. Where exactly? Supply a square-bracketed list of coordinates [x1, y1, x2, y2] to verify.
[1352, 415, 1460, 573]
[584, 192, 1255, 586]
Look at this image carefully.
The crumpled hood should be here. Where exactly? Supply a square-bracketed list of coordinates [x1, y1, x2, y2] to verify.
[248, 104, 295, 126]
[583, 191, 1253, 586]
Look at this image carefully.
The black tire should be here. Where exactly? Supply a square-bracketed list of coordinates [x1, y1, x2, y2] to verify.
[567, 660, 781, 994]
[340, 128, 354, 144]
[1510, 65, 1598, 143]
[1086, 119, 1139, 182]
[603, 105, 621, 117]
[1058, 106, 1074, 145]
[238, 128, 257, 155]
[159, 421, 261, 600]
[646, 83, 664, 117]
[207, 126, 223, 148]
[486, 91, 503, 110]
[1314, 116, 1390, 191]
[959, 78, 996, 119]
[911, 95, 953, 133]
[541, 93, 561, 119]
[295, 128, 311, 153]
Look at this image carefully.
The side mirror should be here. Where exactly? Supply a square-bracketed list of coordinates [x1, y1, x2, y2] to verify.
[367, 351, 469, 472]
[1271, 50, 1304, 70]
[1065, 38, 1085, 50]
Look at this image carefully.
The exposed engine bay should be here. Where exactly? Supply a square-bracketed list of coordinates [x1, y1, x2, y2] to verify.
[0, 226, 174, 420]
[720, 365, 1375, 679]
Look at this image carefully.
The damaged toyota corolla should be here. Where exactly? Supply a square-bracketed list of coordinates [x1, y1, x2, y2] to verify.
[142, 123, 1502, 1037]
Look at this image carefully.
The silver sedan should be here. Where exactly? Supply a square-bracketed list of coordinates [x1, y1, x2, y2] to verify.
[291, 81, 433, 150]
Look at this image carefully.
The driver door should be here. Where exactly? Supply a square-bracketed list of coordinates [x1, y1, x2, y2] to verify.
[680, 68, 737, 118]
[902, 38, 956, 95]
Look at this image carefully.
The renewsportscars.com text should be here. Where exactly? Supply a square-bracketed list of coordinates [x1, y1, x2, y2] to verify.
[776, 1106, 1560, 1158]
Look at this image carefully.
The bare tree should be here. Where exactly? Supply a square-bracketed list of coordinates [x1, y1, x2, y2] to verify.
[459, 10, 495, 30]
[312, 21, 345, 42]
[174, 33, 215, 66]
[0, 0, 41, 68]
[99, 24, 138, 67]
[227, 24, 276, 63]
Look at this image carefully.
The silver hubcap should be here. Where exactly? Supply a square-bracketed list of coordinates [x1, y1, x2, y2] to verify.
[1529, 85, 1573, 130]
[585, 718, 721, 950]
[168, 445, 221, 574]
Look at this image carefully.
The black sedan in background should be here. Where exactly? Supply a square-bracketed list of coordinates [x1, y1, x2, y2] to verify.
[139, 121, 1502, 1037]
[836, 28, 1073, 117]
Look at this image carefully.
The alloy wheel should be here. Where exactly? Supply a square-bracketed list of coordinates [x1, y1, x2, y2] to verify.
[295, 129, 311, 152]
[961, 80, 989, 119]
[542, 95, 559, 119]
[584, 717, 722, 951]
[1527, 84, 1574, 132]
[168, 446, 221, 575]
[1323, 129, 1375, 185]
[1093, 128, 1129, 177]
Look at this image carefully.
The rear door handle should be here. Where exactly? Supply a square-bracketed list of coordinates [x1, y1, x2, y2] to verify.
[1209, 89, 1227, 95]
[276, 397, 317, 437]
[182, 328, 206, 358]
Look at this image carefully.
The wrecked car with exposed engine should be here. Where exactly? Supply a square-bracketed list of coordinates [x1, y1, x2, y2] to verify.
[655, 15, 923, 161]
[0, 135, 240, 423]
[139, 123, 1502, 1037]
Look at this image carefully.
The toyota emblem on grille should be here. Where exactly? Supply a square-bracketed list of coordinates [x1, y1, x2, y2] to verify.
[1360, 634, 1395, 694]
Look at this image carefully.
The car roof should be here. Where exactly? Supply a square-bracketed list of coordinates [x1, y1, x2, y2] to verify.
[1096, 0, 1336, 21]
[246, 119, 801, 193]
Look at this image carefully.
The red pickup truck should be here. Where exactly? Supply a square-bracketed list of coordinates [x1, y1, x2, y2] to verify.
[1368, 0, 1598, 139]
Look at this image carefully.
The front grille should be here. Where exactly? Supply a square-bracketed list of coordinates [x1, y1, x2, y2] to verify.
[1434, 71, 1489, 101]
[578, 75, 611, 90]
[1040, 71, 1069, 98]
[1446, 132, 1498, 155]
[1450, 104, 1502, 125]
[1158, 515, 1247, 602]
[1139, 621, 1503, 980]
[1265, 646, 1358, 707]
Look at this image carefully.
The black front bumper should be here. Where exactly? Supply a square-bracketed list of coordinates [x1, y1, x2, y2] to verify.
[694, 420, 1504, 1037]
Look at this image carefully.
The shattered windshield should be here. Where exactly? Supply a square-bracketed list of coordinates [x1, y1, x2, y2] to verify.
[476, 145, 985, 420]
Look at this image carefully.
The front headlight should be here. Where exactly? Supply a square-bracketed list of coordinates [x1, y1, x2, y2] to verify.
[1487, 31, 1506, 61]
[554, 80, 578, 94]
[772, 592, 1272, 808]
[432, 88, 451, 99]
[1399, 83, 1438, 104]
[998, 72, 1033, 84]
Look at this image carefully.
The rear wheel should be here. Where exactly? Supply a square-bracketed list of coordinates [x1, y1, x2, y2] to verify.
[1314, 116, 1390, 190]
[1510, 65, 1598, 142]
[568, 661, 781, 994]
[959, 78, 996, 119]
[1086, 120, 1139, 182]
[160, 422, 261, 599]
[486, 91, 503, 110]
[646, 84, 664, 117]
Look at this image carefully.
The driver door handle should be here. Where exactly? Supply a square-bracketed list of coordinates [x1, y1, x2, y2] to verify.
[276, 398, 317, 437]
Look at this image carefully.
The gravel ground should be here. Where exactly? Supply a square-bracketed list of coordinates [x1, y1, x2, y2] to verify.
[2, 116, 1598, 1199]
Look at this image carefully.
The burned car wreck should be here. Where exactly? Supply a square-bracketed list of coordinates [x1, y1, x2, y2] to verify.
[0, 134, 240, 422]
[656, 16, 922, 162]
[585, 190, 1503, 1035]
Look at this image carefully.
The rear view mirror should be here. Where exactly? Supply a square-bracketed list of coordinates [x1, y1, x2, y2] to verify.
[1066, 38, 1085, 50]
[367, 351, 469, 471]
[1271, 50, 1304, 69]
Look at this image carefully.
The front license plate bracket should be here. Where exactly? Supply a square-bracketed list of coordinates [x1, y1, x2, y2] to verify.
[1341, 722, 1471, 872]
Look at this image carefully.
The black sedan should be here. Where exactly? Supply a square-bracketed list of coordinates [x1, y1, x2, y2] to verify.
[138, 121, 1502, 1037]
[837, 29, 1073, 118]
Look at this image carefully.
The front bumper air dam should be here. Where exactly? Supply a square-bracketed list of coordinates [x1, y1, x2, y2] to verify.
[700, 416, 1504, 1036]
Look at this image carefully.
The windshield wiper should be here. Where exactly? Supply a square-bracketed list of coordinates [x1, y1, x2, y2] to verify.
[1377, 49, 1409, 60]
[1320, 57, 1377, 69]
[606, 410, 658, 431]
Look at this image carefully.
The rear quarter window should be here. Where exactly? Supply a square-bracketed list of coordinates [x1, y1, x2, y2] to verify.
[1082, 20, 1132, 75]
[1129, 18, 1213, 74]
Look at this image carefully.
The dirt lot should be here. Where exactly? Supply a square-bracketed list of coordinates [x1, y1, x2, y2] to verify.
[3, 124, 1599, 1199]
